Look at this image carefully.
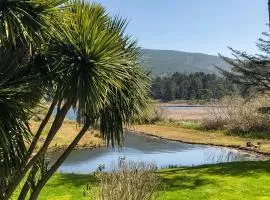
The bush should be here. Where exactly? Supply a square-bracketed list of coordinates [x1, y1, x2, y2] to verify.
[87, 160, 160, 200]
[202, 95, 270, 133]
[137, 107, 166, 124]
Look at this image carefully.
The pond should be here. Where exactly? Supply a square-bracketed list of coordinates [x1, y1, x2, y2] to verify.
[49, 132, 260, 174]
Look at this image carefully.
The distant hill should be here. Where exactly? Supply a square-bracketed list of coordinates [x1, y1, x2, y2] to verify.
[141, 49, 231, 75]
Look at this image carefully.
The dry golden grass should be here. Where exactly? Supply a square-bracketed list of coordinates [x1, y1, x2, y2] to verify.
[30, 120, 104, 151]
[132, 125, 270, 154]
[155, 102, 210, 121]
[164, 108, 208, 121]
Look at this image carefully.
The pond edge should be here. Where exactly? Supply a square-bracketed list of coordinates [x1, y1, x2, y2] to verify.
[129, 130, 270, 158]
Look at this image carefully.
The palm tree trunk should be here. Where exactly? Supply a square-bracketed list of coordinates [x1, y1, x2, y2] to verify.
[18, 165, 39, 200]
[28, 119, 92, 200]
[4, 100, 72, 200]
[27, 98, 58, 158]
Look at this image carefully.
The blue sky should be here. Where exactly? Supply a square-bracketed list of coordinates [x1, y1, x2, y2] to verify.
[93, 0, 268, 56]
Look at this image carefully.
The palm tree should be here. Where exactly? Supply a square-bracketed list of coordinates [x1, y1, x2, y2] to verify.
[0, 0, 66, 199]
[26, 2, 150, 198]
[1, 1, 151, 199]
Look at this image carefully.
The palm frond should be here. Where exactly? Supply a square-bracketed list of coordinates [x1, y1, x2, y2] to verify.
[0, 47, 44, 194]
[44, 1, 151, 146]
[100, 67, 151, 147]
[0, 0, 68, 51]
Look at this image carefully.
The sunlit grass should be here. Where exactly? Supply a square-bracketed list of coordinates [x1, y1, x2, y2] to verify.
[158, 160, 270, 200]
[38, 161, 270, 200]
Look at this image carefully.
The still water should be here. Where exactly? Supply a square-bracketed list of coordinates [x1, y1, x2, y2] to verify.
[159, 105, 214, 111]
[49, 132, 259, 174]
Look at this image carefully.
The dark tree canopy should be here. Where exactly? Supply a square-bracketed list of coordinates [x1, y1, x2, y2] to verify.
[151, 72, 238, 101]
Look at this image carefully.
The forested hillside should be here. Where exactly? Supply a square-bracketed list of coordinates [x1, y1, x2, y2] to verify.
[142, 49, 231, 75]
[151, 72, 238, 101]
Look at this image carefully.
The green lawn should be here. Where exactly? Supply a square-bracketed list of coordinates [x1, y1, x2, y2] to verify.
[39, 161, 270, 200]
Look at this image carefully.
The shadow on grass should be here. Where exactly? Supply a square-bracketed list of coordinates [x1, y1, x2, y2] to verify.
[158, 160, 270, 192]
[47, 173, 97, 188]
[158, 174, 215, 192]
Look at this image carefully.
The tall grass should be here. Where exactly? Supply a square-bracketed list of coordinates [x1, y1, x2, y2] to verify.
[87, 160, 160, 200]
[137, 107, 166, 124]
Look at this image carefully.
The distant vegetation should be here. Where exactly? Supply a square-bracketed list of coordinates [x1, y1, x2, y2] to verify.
[202, 95, 270, 137]
[141, 49, 231, 75]
[151, 72, 238, 101]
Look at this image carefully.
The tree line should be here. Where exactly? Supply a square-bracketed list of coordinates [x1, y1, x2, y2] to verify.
[151, 72, 239, 101]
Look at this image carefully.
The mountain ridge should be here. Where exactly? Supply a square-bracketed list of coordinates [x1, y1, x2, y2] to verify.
[141, 48, 231, 75]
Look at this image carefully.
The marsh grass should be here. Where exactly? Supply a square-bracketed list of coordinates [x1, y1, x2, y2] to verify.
[155, 120, 201, 130]
[226, 130, 270, 140]
[203, 95, 270, 134]
[138, 107, 166, 124]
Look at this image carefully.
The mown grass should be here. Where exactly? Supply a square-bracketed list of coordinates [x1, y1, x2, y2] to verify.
[39, 174, 96, 200]
[39, 161, 270, 200]
[158, 161, 270, 200]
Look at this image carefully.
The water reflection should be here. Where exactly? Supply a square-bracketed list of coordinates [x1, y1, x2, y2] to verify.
[204, 149, 246, 164]
[48, 132, 260, 173]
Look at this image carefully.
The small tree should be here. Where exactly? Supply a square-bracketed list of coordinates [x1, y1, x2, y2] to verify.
[218, 40, 270, 95]
[218, 1, 270, 95]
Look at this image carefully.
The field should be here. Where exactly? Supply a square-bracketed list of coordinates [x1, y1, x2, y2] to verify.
[38, 160, 270, 200]
[30, 120, 104, 151]
[159, 106, 209, 121]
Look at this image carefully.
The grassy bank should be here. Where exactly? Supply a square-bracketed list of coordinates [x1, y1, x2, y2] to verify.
[132, 124, 270, 155]
[30, 118, 270, 154]
[30, 120, 104, 151]
[37, 160, 270, 200]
